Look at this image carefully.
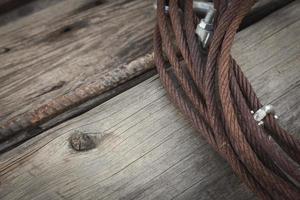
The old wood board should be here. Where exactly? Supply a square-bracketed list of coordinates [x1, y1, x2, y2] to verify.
[0, 0, 155, 124]
[1, 1, 300, 200]
[0, 0, 295, 152]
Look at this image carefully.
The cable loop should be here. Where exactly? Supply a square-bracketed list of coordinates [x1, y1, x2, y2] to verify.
[154, 0, 300, 199]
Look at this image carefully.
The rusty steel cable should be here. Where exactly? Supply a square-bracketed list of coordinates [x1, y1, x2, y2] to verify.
[154, 0, 300, 199]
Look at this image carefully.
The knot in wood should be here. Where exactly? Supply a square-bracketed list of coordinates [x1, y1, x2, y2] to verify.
[69, 132, 96, 151]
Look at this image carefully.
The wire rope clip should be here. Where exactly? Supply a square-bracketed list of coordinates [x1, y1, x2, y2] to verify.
[251, 105, 279, 126]
[195, 7, 215, 49]
[153, 0, 214, 16]
[153, 1, 215, 48]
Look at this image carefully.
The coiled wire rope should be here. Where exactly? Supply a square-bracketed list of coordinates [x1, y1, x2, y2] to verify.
[153, 0, 300, 199]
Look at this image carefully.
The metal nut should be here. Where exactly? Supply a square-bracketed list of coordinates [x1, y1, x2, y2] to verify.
[196, 20, 213, 48]
[198, 20, 214, 31]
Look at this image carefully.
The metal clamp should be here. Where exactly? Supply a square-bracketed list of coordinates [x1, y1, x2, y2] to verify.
[153, 0, 214, 16]
[153, 1, 215, 48]
[251, 105, 278, 126]
[195, 7, 215, 48]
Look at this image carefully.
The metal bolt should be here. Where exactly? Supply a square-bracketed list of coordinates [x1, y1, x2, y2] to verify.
[195, 7, 215, 48]
[193, 1, 214, 14]
[153, 0, 214, 16]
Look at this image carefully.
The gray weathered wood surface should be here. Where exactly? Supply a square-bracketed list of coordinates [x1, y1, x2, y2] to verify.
[0, 0, 294, 153]
[1, 2, 299, 199]
[0, 0, 155, 124]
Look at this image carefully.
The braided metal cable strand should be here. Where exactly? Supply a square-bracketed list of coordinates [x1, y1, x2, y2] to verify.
[153, 0, 300, 199]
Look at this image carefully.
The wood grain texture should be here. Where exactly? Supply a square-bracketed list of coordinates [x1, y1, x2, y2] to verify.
[1, 2, 299, 199]
[0, 0, 157, 152]
[0, 0, 295, 153]
[0, 0, 155, 124]
[239, 0, 294, 30]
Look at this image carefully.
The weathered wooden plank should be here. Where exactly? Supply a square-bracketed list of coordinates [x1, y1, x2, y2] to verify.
[1, 2, 299, 199]
[0, 0, 156, 151]
[0, 0, 294, 153]
[239, 0, 294, 30]
[0, 0, 155, 121]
